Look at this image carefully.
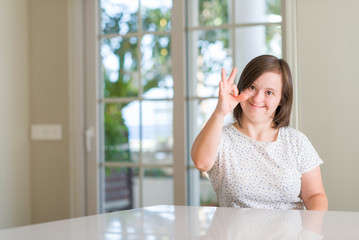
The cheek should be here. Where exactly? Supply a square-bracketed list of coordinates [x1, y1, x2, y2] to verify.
[241, 89, 253, 97]
[239, 101, 248, 110]
[269, 98, 281, 108]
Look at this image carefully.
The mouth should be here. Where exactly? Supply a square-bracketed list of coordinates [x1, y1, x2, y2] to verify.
[249, 102, 264, 109]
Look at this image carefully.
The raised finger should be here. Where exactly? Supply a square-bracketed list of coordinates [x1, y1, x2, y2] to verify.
[227, 67, 238, 85]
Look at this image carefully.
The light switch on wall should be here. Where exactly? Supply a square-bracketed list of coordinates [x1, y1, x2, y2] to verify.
[31, 124, 62, 140]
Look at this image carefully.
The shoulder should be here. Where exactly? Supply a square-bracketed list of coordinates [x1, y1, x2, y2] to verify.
[280, 126, 309, 141]
[218, 124, 245, 150]
[278, 127, 315, 151]
[279, 127, 318, 155]
[221, 124, 237, 137]
[279, 128, 322, 173]
[223, 123, 235, 132]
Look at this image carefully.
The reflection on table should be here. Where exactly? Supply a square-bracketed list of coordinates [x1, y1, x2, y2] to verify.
[201, 207, 323, 239]
[0, 205, 359, 239]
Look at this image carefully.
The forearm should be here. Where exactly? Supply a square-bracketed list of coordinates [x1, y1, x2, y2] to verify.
[191, 111, 225, 172]
[191, 67, 244, 172]
[304, 193, 328, 211]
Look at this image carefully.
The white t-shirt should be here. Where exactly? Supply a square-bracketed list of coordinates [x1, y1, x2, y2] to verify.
[208, 124, 323, 210]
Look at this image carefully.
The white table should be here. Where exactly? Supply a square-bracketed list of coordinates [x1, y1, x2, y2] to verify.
[0, 205, 358, 239]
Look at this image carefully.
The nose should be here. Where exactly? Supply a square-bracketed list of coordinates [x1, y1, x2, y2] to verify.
[251, 91, 264, 103]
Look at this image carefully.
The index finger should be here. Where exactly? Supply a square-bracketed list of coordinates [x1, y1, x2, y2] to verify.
[227, 67, 238, 85]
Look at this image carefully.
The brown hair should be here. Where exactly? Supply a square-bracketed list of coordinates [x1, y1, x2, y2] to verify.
[233, 55, 293, 129]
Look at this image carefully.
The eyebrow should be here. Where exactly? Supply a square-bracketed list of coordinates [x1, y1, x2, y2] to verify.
[266, 88, 278, 93]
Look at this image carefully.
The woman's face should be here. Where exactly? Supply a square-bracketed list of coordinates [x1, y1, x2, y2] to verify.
[240, 71, 282, 125]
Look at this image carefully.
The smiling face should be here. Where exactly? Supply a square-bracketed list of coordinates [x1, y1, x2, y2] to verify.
[240, 72, 283, 125]
[233, 55, 293, 129]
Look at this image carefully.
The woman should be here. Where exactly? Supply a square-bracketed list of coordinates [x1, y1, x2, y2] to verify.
[191, 55, 328, 210]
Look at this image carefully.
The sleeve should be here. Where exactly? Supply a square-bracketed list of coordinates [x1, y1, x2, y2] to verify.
[296, 132, 323, 174]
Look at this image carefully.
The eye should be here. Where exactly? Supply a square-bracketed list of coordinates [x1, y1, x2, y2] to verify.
[250, 85, 256, 91]
[266, 90, 274, 95]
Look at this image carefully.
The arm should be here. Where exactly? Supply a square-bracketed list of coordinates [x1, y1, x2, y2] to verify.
[191, 111, 225, 172]
[191, 68, 248, 172]
[301, 166, 328, 211]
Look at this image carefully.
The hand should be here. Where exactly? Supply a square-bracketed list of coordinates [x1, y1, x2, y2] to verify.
[214, 68, 249, 117]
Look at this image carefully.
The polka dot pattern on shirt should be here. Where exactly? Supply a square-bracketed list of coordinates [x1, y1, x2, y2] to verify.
[208, 124, 323, 210]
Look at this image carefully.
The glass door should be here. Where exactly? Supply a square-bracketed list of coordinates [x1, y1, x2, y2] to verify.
[99, 0, 176, 212]
[84, 0, 187, 214]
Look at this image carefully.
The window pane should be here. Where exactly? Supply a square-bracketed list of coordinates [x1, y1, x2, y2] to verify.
[199, 172, 217, 206]
[188, 29, 232, 98]
[188, 0, 230, 27]
[235, 0, 282, 24]
[101, 36, 139, 98]
[188, 169, 218, 206]
[141, 0, 172, 32]
[235, 24, 282, 74]
[141, 34, 173, 99]
[142, 101, 173, 164]
[103, 167, 140, 212]
[101, 0, 139, 35]
[143, 168, 173, 207]
[266, 24, 282, 56]
[104, 102, 140, 163]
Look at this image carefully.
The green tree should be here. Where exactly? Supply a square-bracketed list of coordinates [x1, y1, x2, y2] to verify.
[101, 5, 171, 164]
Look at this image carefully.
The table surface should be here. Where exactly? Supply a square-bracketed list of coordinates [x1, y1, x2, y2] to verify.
[1, 205, 359, 239]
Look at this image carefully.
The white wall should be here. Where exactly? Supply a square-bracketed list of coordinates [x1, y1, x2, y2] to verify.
[0, 0, 31, 229]
[28, 0, 71, 224]
[0, 0, 72, 229]
[297, 0, 359, 211]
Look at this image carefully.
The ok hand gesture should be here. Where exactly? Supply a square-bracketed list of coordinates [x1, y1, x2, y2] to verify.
[215, 67, 249, 117]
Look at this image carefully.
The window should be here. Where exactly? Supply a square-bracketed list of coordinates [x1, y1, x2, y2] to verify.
[99, 0, 175, 211]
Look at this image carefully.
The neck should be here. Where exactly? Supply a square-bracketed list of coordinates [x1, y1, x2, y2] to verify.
[235, 119, 278, 142]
